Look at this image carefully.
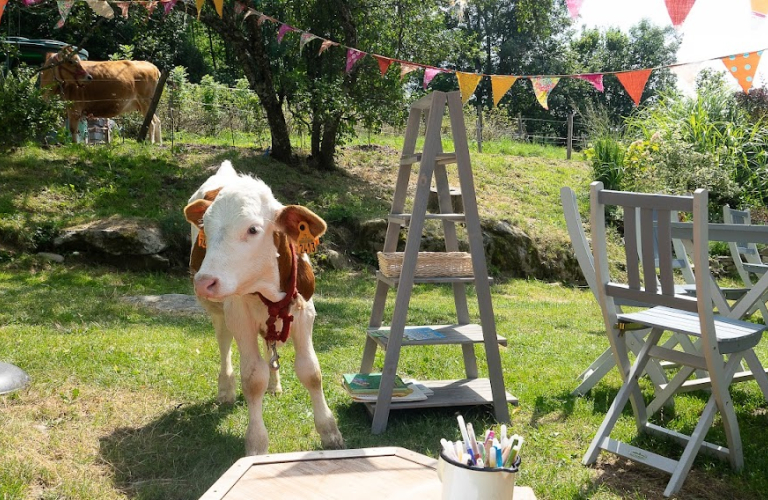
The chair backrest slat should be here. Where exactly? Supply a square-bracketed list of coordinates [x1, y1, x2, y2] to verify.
[640, 208, 657, 294]
[624, 206, 641, 289]
[656, 213, 676, 295]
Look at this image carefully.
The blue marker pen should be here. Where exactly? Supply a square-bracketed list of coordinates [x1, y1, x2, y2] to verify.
[496, 446, 503, 469]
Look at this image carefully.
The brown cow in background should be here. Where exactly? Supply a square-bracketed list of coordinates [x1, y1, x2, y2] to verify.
[40, 47, 162, 144]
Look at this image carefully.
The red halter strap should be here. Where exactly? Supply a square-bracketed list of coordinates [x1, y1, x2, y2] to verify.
[257, 241, 299, 344]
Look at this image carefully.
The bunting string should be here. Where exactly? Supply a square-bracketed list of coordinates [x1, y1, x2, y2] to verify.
[10, 0, 768, 109]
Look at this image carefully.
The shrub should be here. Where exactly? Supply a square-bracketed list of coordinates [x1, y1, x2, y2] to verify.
[0, 66, 64, 150]
[584, 136, 625, 191]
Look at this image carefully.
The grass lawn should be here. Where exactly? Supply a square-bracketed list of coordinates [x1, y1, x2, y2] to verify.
[1, 139, 768, 499]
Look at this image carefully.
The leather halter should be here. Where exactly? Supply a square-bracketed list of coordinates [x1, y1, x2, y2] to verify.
[256, 241, 299, 344]
[53, 57, 90, 89]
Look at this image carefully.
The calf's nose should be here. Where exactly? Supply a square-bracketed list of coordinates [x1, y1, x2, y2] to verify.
[194, 274, 220, 298]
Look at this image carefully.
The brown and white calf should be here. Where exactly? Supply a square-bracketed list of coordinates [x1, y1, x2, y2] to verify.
[184, 160, 343, 455]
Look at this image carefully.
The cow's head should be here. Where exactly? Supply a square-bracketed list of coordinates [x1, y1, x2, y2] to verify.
[184, 167, 326, 303]
[46, 46, 92, 84]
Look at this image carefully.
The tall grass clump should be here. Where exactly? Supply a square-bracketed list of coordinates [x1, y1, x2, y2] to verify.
[581, 104, 625, 191]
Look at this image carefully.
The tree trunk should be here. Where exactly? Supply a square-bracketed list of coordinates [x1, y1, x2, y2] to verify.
[197, 8, 292, 163]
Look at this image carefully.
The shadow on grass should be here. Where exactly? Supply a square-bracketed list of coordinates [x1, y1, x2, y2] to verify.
[98, 400, 241, 500]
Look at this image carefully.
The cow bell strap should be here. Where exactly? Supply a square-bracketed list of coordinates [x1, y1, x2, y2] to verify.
[257, 241, 299, 346]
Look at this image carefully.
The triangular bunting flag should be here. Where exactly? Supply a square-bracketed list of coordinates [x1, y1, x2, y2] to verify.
[299, 33, 317, 55]
[531, 77, 560, 110]
[234, 2, 246, 15]
[374, 55, 393, 76]
[423, 68, 443, 89]
[145, 1, 157, 17]
[722, 51, 764, 93]
[257, 14, 272, 25]
[490, 75, 518, 106]
[163, 0, 178, 16]
[670, 62, 702, 94]
[195, 0, 204, 19]
[616, 68, 652, 106]
[116, 1, 129, 17]
[213, 0, 223, 17]
[318, 40, 336, 55]
[55, 0, 75, 28]
[574, 73, 604, 92]
[566, 0, 584, 19]
[400, 63, 419, 80]
[21, 0, 44, 5]
[456, 71, 482, 104]
[0, 0, 8, 25]
[664, 0, 696, 27]
[346, 49, 366, 73]
[85, 0, 113, 18]
[752, 0, 768, 17]
[277, 24, 296, 43]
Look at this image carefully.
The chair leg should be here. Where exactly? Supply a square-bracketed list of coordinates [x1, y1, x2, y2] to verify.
[584, 328, 662, 465]
[742, 349, 768, 402]
[573, 347, 616, 396]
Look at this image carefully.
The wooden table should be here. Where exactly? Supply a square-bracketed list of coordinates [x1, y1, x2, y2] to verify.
[199, 447, 536, 500]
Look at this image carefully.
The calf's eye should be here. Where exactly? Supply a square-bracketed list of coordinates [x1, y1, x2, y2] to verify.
[248, 226, 259, 235]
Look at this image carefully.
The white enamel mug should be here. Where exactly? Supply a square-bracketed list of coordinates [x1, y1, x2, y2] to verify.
[436, 451, 520, 500]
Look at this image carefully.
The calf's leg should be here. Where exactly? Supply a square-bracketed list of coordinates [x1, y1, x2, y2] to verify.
[291, 300, 344, 450]
[238, 334, 271, 455]
[199, 299, 237, 403]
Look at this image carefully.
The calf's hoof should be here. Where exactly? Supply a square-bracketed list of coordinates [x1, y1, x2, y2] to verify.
[321, 429, 345, 450]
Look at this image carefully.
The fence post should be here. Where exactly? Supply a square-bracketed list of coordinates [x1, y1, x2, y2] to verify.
[517, 112, 523, 140]
[476, 103, 483, 153]
[566, 112, 574, 160]
[138, 68, 169, 143]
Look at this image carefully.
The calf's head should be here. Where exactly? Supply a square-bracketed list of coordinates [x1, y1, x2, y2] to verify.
[184, 176, 326, 302]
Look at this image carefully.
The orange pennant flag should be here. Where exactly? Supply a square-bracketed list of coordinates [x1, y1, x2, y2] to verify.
[195, 0, 204, 19]
[0, 0, 7, 25]
[722, 51, 764, 93]
[213, 0, 223, 17]
[374, 55, 393, 76]
[665, 0, 696, 27]
[456, 72, 482, 104]
[616, 69, 652, 106]
[490, 75, 518, 106]
[400, 63, 419, 80]
[751, 0, 768, 17]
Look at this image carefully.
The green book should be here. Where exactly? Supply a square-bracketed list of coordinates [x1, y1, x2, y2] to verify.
[342, 373, 412, 396]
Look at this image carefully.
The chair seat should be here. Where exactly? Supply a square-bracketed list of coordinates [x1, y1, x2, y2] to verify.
[743, 262, 768, 275]
[618, 306, 765, 354]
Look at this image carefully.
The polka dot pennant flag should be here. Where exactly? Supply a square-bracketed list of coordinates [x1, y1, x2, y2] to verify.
[752, 0, 768, 18]
[531, 77, 560, 110]
[616, 68, 652, 106]
[664, 0, 697, 27]
[491, 75, 518, 106]
[722, 51, 764, 93]
[456, 72, 482, 104]
[346, 48, 366, 73]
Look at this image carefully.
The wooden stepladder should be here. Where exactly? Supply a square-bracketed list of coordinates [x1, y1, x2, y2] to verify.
[359, 90, 516, 434]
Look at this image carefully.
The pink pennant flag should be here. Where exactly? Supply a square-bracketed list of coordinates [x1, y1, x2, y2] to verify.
[318, 40, 336, 55]
[21, 0, 44, 5]
[277, 24, 296, 43]
[374, 55, 393, 76]
[0, 0, 8, 25]
[163, 0, 178, 16]
[116, 1, 129, 17]
[55, 0, 75, 28]
[574, 73, 604, 92]
[299, 33, 317, 54]
[423, 67, 443, 89]
[664, 0, 696, 27]
[566, 0, 584, 19]
[530, 77, 560, 110]
[616, 68, 653, 106]
[400, 63, 419, 79]
[346, 49, 366, 73]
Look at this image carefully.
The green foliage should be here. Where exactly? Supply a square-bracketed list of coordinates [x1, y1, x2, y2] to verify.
[0, 66, 64, 150]
[584, 137, 625, 191]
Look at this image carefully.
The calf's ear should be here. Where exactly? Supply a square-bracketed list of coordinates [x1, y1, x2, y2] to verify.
[275, 205, 327, 242]
[184, 199, 212, 226]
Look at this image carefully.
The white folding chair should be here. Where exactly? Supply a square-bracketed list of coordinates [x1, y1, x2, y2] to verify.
[582, 182, 768, 497]
[723, 205, 768, 321]
[560, 187, 669, 396]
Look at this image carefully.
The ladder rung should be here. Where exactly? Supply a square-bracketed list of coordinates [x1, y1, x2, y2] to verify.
[376, 271, 491, 286]
[389, 213, 466, 225]
[409, 93, 434, 110]
[400, 152, 457, 166]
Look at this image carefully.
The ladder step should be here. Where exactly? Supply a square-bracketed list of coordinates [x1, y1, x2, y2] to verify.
[388, 213, 466, 225]
[367, 323, 507, 349]
[598, 437, 678, 474]
[400, 152, 457, 166]
[361, 378, 518, 412]
[376, 271, 491, 286]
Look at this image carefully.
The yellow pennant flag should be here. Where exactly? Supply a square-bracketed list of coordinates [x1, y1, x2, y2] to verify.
[213, 0, 223, 17]
[751, 0, 768, 17]
[490, 75, 518, 106]
[456, 72, 482, 104]
[195, 0, 204, 18]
